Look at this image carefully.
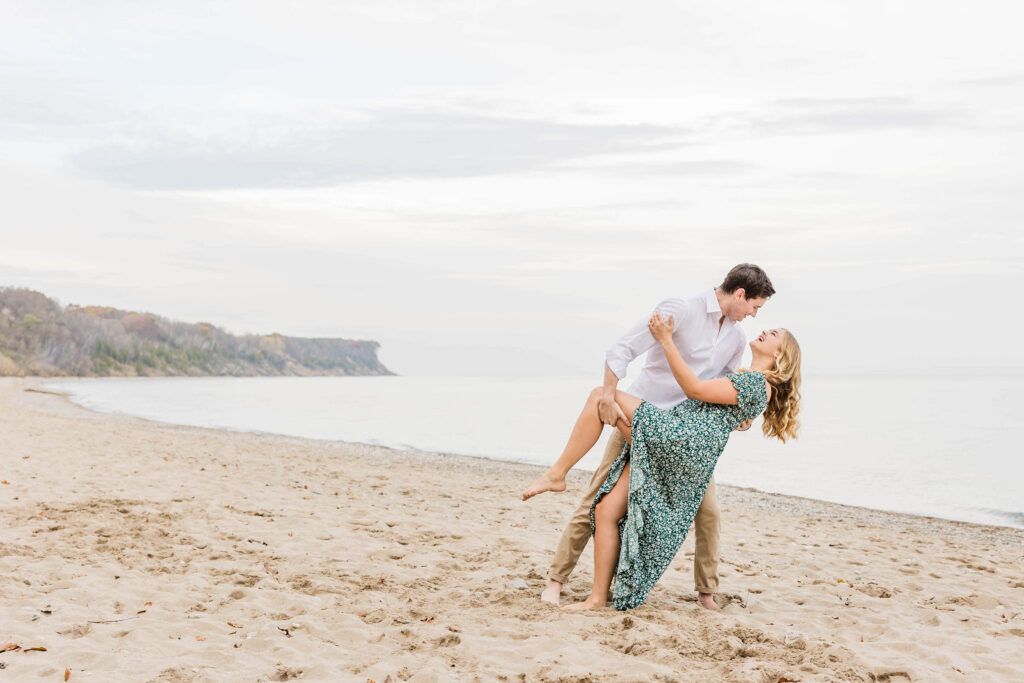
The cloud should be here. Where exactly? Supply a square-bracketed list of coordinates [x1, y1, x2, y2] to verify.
[954, 73, 1024, 87]
[602, 160, 758, 177]
[773, 96, 911, 109]
[73, 109, 689, 189]
[0, 263, 80, 283]
[0, 61, 121, 129]
[730, 97, 965, 136]
[788, 170, 862, 181]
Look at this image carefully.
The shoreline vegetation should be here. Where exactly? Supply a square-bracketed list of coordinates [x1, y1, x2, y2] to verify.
[2, 377, 1023, 681]
[0, 287, 393, 378]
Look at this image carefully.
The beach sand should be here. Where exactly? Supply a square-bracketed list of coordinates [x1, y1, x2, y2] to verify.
[2, 377, 1022, 682]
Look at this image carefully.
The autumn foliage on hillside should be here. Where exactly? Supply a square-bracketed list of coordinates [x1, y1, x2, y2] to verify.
[0, 287, 393, 378]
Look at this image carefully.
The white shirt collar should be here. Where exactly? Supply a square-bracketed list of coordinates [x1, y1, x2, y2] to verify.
[704, 289, 721, 315]
[706, 289, 736, 329]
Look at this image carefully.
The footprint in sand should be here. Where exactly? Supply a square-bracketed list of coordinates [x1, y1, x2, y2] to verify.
[856, 584, 894, 599]
[966, 595, 999, 609]
[57, 623, 91, 639]
[434, 633, 461, 647]
[870, 671, 912, 681]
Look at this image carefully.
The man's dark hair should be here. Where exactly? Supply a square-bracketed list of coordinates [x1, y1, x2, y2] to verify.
[720, 263, 776, 299]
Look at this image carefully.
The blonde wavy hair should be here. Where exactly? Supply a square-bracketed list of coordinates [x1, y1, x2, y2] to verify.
[761, 329, 802, 442]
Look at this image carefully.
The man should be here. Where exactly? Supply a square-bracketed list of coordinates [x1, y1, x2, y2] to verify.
[541, 263, 775, 610]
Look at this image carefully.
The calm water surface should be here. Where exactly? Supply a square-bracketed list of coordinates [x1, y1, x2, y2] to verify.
[45, 375, 1024, 528]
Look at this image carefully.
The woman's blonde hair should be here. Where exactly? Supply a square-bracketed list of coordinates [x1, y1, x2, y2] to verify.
[761, 329, 801, 442]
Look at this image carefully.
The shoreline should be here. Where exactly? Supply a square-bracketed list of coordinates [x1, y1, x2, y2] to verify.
[3, 376, 1024, 681]
[36, 376, 1024, 535]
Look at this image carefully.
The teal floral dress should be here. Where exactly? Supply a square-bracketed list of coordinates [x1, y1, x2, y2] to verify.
[591, 371, 769, 610]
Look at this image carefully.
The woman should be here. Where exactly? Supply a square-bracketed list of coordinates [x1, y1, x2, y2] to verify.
[523, 313, 801, 610]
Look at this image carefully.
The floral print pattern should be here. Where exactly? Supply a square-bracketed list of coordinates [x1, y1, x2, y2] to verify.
[591, 371, 769, 610]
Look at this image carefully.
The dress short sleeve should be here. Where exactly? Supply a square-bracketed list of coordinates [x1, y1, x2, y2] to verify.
[728, 371, 768, 422]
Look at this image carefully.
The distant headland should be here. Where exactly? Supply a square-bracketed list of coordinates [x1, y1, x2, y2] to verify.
[0, 287, 393, 377]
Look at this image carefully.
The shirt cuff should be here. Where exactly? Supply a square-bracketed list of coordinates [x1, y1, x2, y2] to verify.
[606, 352, 629, 381]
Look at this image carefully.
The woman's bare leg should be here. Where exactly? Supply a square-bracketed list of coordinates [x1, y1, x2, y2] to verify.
[563, 462, 631, 610]
[522, 390, 641, 501]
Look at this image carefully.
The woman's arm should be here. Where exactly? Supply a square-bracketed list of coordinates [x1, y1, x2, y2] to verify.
[648, 313, 740, 405]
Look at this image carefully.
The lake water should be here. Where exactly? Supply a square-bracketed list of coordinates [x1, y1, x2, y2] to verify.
[44, 375, 1024, 529]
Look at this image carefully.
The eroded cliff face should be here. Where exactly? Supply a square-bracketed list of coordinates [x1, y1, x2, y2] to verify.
[0, 287, 393, 377]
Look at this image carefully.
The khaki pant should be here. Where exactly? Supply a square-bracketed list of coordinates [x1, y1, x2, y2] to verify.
[547, 430, 721, 594]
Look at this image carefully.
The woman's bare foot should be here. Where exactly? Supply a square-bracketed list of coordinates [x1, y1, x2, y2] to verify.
[522, 471, 566, 500]
[698, 592, 721, 611]
[562, 595, 607, 611]
[540, 579, 562, 605]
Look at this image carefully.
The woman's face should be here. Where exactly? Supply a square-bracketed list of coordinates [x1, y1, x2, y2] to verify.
[750, 328, 785, 357]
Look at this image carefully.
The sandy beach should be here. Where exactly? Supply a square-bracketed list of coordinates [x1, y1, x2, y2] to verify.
[1, 377, 1022, 682]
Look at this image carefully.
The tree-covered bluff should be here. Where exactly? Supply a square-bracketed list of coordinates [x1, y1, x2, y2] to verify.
[0, 288, 393, 377]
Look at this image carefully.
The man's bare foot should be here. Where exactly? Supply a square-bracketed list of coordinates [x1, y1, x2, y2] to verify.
[540, 579, 562, 605]
[522, 471, 566, 500]
[698, 592, 720, 611]
[562, 595, 607, 611]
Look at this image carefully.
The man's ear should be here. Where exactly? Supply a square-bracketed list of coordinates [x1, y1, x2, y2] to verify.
[734, 287, 746, 300]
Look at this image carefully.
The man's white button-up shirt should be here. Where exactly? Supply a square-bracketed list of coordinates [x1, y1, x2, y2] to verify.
[605, 289, 746, 410]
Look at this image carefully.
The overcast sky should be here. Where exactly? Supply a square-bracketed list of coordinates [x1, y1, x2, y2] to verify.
[1, 1, 1022, 376]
